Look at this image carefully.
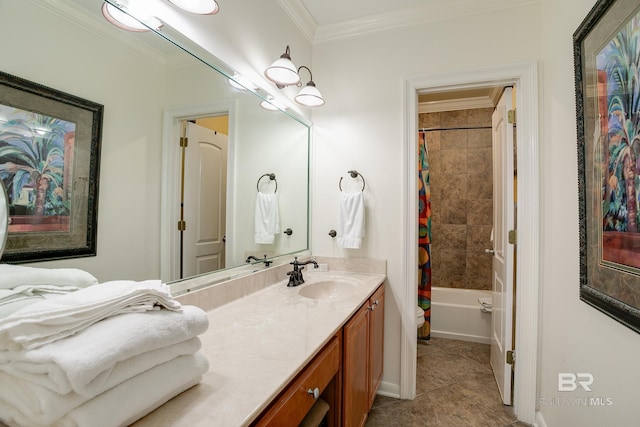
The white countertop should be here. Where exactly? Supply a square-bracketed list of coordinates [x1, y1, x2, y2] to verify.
[131, 270, 386, 427]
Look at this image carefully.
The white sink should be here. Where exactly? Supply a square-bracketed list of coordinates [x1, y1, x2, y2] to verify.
[297, 279, 356, 300]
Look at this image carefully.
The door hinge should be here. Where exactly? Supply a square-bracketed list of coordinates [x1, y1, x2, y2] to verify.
[179, 137, 188, 148]
[508, 229, 517, 245]
[177, 220, 186, 231]
[506, 350, 515, 365]
[508, 109, 516, 124]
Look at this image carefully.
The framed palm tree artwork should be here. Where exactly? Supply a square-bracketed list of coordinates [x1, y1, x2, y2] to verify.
[575, 0, 640, 334]
[0, 71, 102, 263]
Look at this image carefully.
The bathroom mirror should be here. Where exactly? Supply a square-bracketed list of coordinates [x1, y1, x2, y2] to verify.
[2, 0, 310, 285]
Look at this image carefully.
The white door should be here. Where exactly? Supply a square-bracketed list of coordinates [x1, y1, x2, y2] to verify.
[490, 87, 515, 405]
[182, 121, 228, 278]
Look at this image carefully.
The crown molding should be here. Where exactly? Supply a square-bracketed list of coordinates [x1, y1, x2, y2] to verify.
[279, 0, 540, 44]
[275, 0, 317, 42]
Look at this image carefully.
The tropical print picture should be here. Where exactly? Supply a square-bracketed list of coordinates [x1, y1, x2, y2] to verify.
[0, 103, 75, 233]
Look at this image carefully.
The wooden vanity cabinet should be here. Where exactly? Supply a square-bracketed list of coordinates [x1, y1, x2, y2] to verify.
[252, 335, 341, 427]
[253, 283, 384, 427]
[343, 285, 385, 427]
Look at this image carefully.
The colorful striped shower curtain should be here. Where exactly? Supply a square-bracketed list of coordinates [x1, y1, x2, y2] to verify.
[418, 131, 432, 340]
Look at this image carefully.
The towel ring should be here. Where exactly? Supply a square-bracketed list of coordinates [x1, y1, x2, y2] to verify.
[339, 170, 365, 192]
[257, 173, 277, 193]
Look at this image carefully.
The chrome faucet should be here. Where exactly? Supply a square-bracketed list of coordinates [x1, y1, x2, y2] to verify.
[286, 257, 319, 287]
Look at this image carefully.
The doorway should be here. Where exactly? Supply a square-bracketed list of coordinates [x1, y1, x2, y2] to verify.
[402, 62, 540, 424]
[417, 86, 516, 404]
[159, 102, 236, 283]
[179, 118, 229, 279]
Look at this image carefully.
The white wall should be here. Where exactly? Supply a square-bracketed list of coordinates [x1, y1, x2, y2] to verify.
[310, 3, 542, 398]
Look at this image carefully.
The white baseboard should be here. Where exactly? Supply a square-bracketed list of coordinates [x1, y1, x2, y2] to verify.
[533, 411, 547, 427]
[376, 381, 401, 399]
[431, 330, 491, 345]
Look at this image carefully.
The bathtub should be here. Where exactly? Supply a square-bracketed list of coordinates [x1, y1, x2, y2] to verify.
[429, 287, 492, 344]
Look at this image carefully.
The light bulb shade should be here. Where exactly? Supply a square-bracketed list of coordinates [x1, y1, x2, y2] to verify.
[264, 47, 300, 87]
[294, 82, 325, 107]
[102, 3, 162, 32]
[167, 0, 219, 14]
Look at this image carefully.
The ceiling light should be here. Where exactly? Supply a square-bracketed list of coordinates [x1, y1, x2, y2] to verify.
[264, 46, 300, 89]
[294, 66, 325, 107]
[167, 0, 219, 14]
[102, 1, 162, 32]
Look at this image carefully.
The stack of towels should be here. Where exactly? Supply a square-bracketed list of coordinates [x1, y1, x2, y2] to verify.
[0, 265, 209, 427]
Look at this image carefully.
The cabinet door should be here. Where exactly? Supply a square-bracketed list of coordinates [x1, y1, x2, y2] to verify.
[343, 303, 369, 427]
[368, 285, 384, 409]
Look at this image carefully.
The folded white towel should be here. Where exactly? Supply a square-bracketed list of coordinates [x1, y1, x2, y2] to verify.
[0, 280, 181, 350]
[0, 305, 208, 395]
[0, 285, 81, 307]
[337, 192, 365, 249]
[55, 352, 209, 427]
[254, 192, 280, 244]
[0, 265, 98, 290]
[0, 338, 201, 426]
[0, 297, 43, 318]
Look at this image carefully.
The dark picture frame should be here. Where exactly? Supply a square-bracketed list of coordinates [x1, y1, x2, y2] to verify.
[0, 71, 102, 263]
[575, 0, 640, 333]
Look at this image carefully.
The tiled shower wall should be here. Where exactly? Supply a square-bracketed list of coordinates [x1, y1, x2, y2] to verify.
[419, 108, 494, 290]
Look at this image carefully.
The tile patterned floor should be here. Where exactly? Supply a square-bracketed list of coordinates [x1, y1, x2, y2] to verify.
[365, 338, 530, 427]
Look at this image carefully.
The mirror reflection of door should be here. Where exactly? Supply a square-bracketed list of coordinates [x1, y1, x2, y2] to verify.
[180, 119, 228, 279]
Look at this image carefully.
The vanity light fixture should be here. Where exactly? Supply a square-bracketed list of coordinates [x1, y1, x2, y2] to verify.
[264, 46, 324, 107]
[166, 0, 219, 15]
[101, 1, 163, 32]
[294, 66, 325, 107]
[264, 46, 300, 88]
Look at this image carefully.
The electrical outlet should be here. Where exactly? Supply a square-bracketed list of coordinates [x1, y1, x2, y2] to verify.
[318, 263, 329, 272]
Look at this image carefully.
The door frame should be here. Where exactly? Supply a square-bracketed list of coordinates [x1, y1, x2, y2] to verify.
[401, 61, 539, 424]
[160, 101, 237, 283]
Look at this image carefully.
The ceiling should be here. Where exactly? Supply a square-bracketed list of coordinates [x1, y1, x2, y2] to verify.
[298, 0, 429, 26]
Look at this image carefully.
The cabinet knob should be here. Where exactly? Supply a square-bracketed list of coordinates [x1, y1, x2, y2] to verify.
[368, 304, 376, 311]
[307, 387, 320, 400]
[373, 299, 379, 306]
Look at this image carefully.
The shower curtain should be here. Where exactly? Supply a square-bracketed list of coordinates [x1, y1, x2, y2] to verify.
[418, 131, 432, 340]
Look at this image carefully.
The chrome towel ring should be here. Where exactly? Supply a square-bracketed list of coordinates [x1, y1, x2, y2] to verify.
[257, 173, 277, 193]
[339, 170, 365, 191]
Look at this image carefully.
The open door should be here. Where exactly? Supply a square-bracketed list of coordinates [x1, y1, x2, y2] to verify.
[182, 121, 228, 278]
[489, 87, 515, 405]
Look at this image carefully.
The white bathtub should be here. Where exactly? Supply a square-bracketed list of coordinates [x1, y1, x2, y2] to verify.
[429, 287, 492, 344]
